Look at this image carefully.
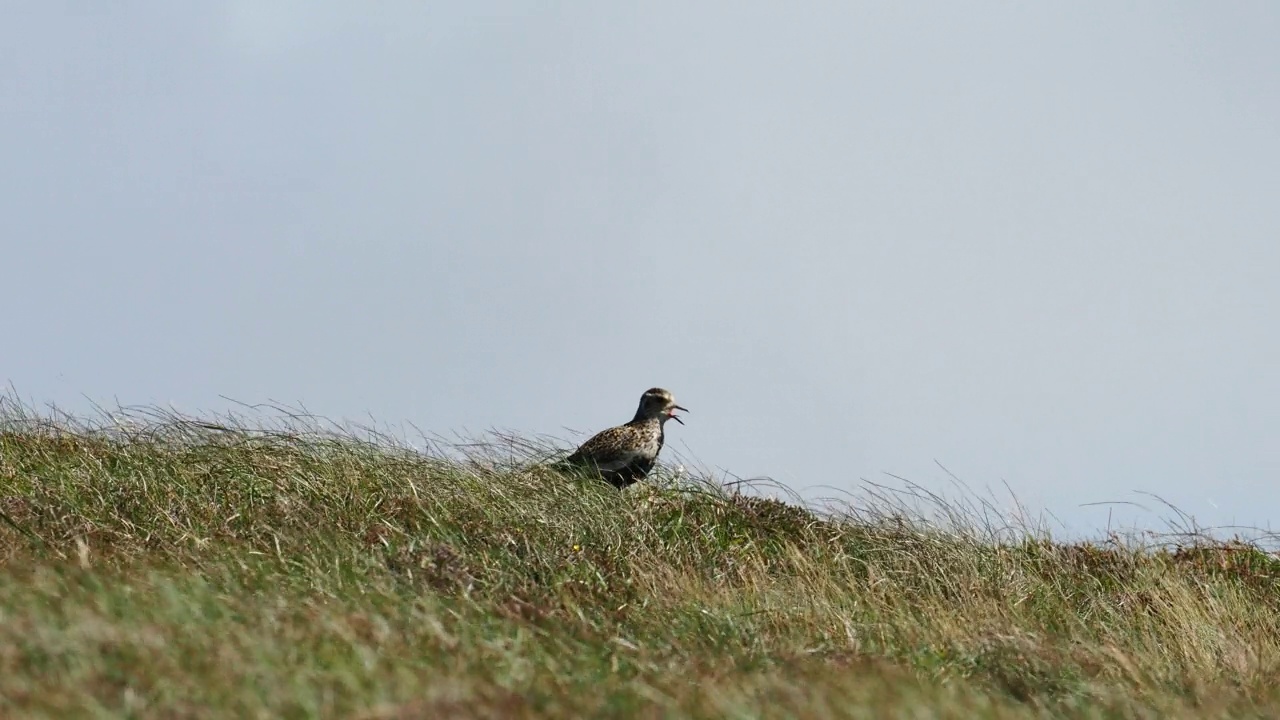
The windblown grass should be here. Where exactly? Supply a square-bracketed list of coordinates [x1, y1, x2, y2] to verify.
[2, 398, 1280, 718]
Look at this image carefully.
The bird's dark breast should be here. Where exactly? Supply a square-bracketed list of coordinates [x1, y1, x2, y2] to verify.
[603, 457, 656, 489]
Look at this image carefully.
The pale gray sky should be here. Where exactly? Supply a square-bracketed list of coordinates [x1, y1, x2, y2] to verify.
[4, 3, 1278, 535]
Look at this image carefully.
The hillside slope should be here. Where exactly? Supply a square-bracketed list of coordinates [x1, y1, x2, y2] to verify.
[2, 405, 1279, 718]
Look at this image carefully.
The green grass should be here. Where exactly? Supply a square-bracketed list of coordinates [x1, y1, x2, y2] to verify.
[2, 400, 1280, 718]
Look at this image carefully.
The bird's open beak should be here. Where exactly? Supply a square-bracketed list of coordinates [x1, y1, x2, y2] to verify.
[669, 405, 688, 425]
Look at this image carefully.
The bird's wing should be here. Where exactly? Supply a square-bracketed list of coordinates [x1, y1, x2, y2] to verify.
[589, 450, 649, 474]
[563, 427, 642, 470]
[566, 427, 622, 459]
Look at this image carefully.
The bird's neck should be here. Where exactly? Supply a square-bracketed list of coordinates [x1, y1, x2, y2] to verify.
[629, 411, 666, 426]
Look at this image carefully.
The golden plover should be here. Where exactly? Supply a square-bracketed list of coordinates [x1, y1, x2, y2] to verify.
[556, 387, 688, 489]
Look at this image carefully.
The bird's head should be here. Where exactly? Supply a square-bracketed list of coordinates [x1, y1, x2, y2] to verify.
[636, 387, 688, 425]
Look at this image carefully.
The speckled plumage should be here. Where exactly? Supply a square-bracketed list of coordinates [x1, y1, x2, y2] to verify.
[557, 388, 688, 489]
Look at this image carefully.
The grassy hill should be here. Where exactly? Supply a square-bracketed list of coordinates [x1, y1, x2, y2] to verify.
[2, 402, 1280, 718]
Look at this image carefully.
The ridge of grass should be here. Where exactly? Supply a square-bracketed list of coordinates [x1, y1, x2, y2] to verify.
[2, 400, 1280, 718]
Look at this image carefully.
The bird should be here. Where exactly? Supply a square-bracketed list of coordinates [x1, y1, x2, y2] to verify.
[554, 387, 688, 489]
